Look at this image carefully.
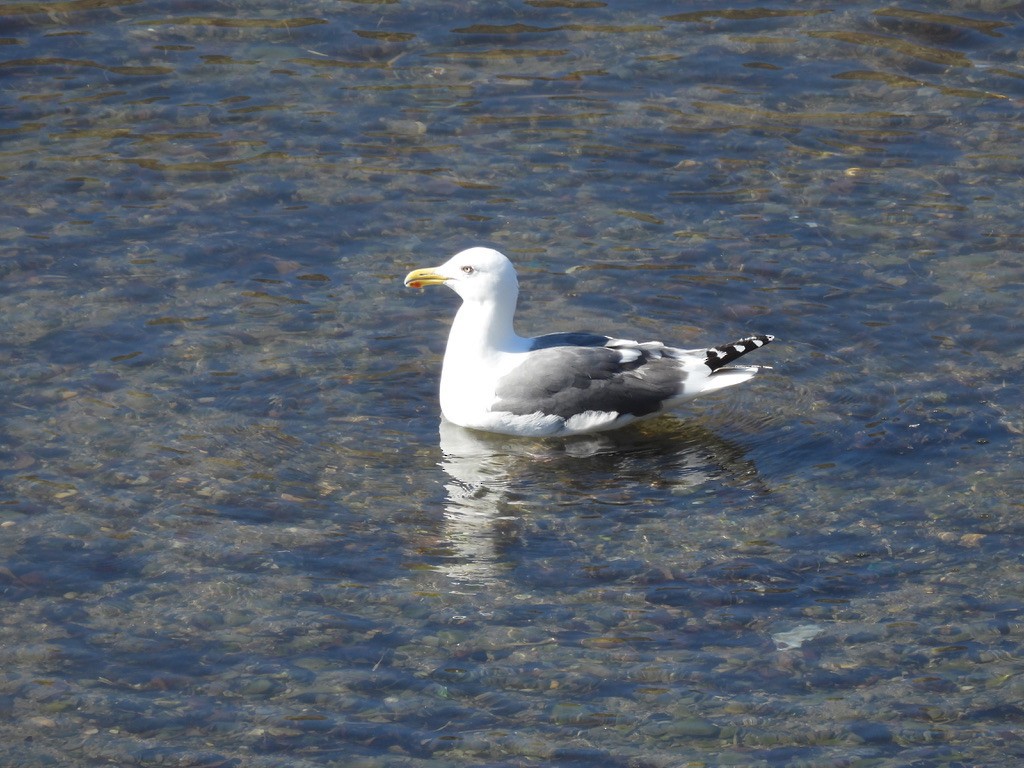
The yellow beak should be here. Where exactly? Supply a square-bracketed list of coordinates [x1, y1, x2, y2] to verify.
[404, 268, 448, 289]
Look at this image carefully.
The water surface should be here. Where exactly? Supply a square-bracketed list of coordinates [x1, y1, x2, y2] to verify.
[2, 1, 1024, 766]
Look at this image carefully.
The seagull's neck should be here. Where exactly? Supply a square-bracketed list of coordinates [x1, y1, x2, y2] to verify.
[447, 293, 526, 358]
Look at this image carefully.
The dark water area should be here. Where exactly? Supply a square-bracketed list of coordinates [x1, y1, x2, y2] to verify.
[2, 1, 1024, 766]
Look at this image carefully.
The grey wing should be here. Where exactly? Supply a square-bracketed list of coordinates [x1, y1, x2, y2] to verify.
[493, 345, 687, 419]
[527, 331, 611, 351]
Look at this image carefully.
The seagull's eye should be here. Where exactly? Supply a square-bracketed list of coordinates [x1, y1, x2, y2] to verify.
[461, 265, 474, 274]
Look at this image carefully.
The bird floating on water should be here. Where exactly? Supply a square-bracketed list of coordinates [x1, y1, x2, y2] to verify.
[404, 247, 773, 437]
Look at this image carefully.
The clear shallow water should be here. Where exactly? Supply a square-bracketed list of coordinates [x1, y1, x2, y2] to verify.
[2, 1, 1024, 766]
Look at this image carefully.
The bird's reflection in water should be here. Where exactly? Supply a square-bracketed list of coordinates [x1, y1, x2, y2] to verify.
[434, 417, 766, 588]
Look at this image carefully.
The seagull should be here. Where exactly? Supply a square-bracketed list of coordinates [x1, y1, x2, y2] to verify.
[404, 247, 773, 437]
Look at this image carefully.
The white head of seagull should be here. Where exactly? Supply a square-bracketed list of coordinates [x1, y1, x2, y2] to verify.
[404, 247, 774, 437]
[404, 247, 525, 355]
[406, 246, 518, 303]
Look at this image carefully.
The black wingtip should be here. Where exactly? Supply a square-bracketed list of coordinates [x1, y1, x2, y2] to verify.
[704, 334, 774, 371]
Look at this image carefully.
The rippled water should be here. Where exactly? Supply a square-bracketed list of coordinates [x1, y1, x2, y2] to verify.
[3, 1, 1024, 766]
